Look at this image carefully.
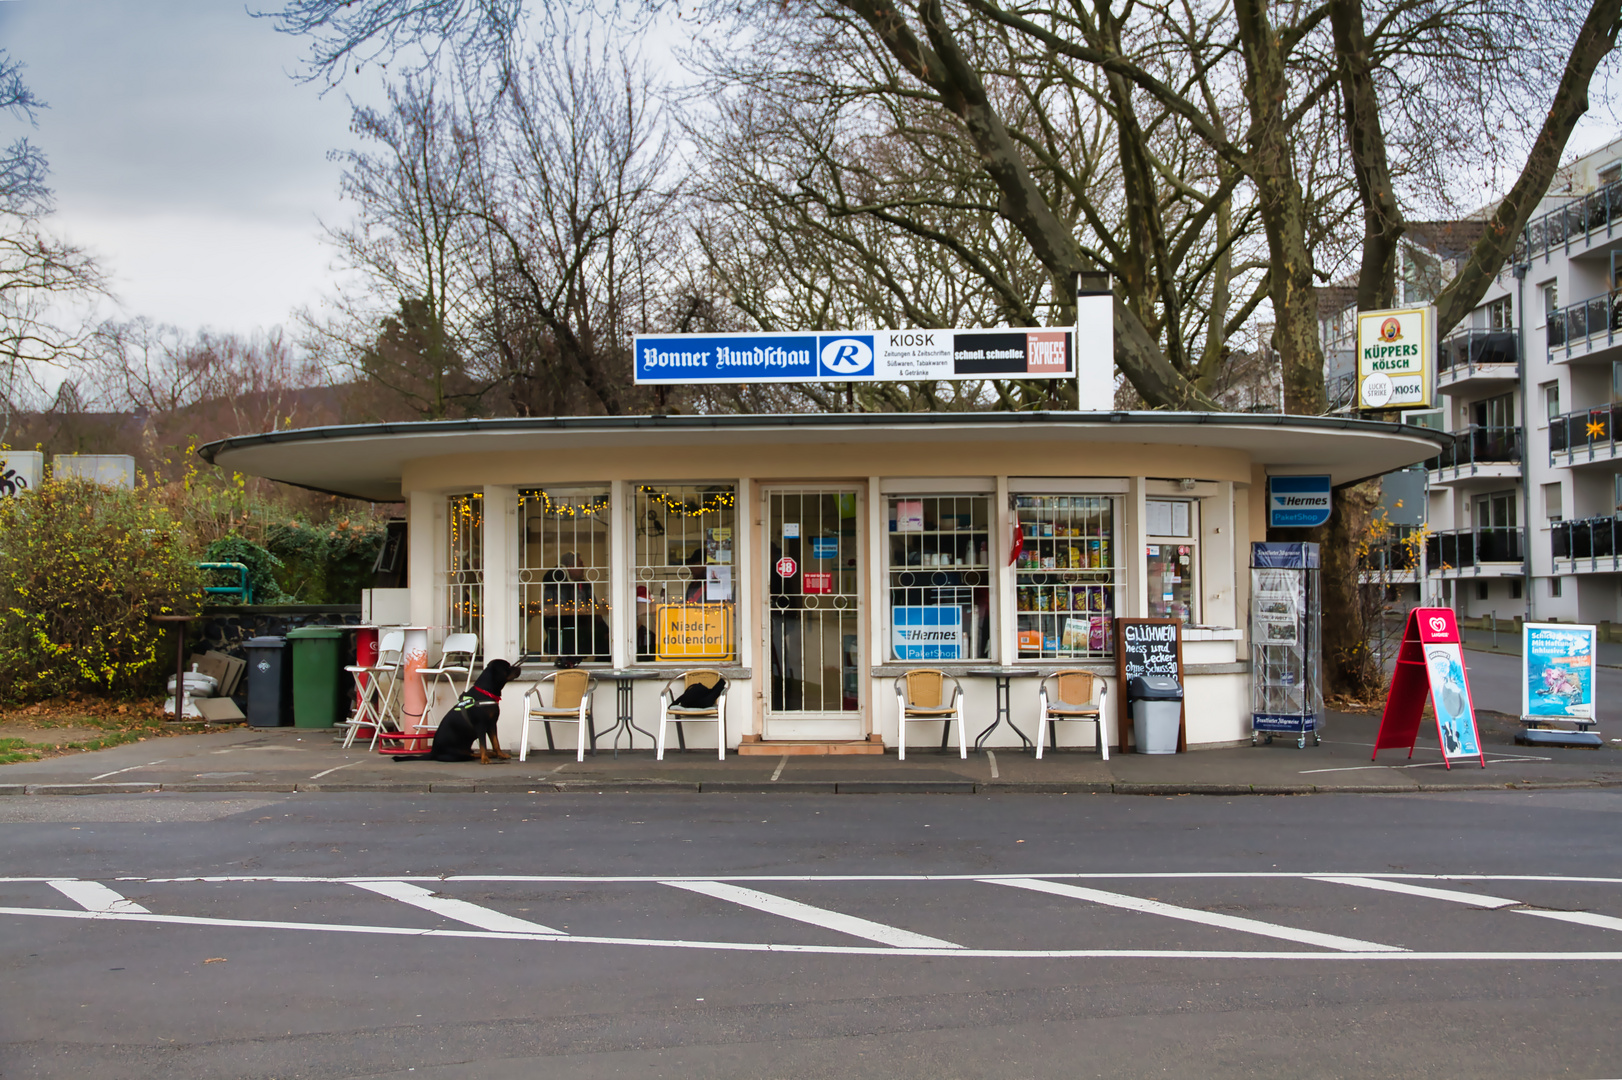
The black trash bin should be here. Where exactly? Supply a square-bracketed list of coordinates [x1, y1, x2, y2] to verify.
[244, 636, 293, 728]
[1128, 675, 1183, 754]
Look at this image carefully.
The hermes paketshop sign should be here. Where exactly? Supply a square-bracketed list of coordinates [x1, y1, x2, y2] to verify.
[1356, 306, 1435, 409]
[633, 328, 1074, 384]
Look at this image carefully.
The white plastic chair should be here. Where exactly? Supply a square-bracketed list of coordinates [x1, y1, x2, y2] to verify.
[342, 630, 405, 750]
[657, 670, 728, 760]
[895, 669, 966, 761]
[521, 670, 597, 762]
[417, 632, 479, 730]
[1036, 670, 1109, 760]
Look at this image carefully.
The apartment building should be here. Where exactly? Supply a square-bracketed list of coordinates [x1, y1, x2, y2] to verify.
[1323, 135, 1622, 623]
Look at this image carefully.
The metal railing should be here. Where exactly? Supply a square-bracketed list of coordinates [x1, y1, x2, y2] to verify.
[1360, 526, 1419, 573]
[1548, 403, 1622, 455]
[1438, 329, 1517, 376]
[1546, 292, 1622, 350]
[1552, 516, 1622, 560]
[1426, 527, 1523, 569]
[1425, 424, 1523, 472]
[1522, 180, 1622, 262]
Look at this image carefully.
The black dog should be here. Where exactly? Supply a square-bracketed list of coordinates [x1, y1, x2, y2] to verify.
[395, 659, 522, 763]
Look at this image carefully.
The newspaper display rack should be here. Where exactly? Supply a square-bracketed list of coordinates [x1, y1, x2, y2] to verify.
[1249, 542, 1322, 747]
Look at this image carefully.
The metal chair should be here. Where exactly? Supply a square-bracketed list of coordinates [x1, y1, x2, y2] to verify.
[1036, 670, 1109, 760]
[521, 669, 597, 762]
[895, 669, 966, 761]
[341, 630, 405, 750]
[416, 632, 480, 730]
[657, 670, 728, 760]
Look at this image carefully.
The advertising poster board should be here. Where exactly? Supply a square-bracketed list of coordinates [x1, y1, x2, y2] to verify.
[1356, 306, 1435, 409]
[1113, 618, 1185, 752]
[1372, 607, 1486, 768]
[893, 605, 964, 660]
[1522, 623, 1597, 724]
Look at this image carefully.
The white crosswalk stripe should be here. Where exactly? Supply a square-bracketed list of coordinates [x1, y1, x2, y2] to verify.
[1313, 876, 1520, 908]
[984, 877, 1406, 953]
[349, 880, 564, 935]
[665, 879, 963, 949]
[47, 879, 149, 915]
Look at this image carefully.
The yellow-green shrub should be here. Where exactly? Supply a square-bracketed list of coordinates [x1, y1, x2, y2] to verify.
[0, 478, 204, 701]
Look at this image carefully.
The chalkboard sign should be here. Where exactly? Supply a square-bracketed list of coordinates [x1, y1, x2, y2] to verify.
[1113, 618, 1185, 752]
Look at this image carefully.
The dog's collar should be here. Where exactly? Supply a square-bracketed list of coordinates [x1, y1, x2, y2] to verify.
[473, 686, 501, 701]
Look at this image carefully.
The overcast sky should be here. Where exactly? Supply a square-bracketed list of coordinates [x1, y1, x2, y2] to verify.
[0, 0, 373, 336]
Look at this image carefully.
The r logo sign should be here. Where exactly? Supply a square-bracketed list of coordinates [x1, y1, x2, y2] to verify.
[818, 336, 874, 377]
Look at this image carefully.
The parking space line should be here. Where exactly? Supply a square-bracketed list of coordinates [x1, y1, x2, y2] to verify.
[47, 879, 150, 914]
[89, 760, 166, 781]
[985, 877, 1406, 953]
[665, 879, 963, 949]
[349, 880, 564, 934]
[1313, 876, 1521, 908]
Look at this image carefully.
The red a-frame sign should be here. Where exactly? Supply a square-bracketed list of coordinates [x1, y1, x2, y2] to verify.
[1372, 607, 1486, 769]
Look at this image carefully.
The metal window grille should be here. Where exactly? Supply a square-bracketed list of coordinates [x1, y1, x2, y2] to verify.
[1013, 495, 1120, 659]
[518, 487, 612, 661]
[887, 495, 991, 661]
[445, 493, 484, 639]
[634, 484, 737, 663]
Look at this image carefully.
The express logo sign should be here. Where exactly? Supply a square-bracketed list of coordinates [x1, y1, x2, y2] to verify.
[818, 335, 874, 378]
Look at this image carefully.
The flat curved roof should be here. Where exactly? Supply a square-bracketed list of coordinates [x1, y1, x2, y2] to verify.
[199, 411, 1452, 502]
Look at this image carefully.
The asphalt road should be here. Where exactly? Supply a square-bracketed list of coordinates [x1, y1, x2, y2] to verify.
[3, 790, 1622, 1079]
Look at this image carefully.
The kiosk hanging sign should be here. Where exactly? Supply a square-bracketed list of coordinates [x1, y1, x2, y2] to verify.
[634, 329, 1073, 384]
[1356, 306, 1435, 409]
[1267, 475, 1332, 528]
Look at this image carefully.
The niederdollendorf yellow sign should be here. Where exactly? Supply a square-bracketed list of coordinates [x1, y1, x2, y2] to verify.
[655, 603, 735, 662]
[1357, 305, 1434, 409]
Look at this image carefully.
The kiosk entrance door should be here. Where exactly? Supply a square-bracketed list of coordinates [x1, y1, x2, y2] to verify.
[764, 488, 865, 741]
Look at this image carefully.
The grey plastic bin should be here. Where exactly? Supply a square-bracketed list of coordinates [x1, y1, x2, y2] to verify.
[244, 636, 293, 728]
[1128, 674, 1183, 754]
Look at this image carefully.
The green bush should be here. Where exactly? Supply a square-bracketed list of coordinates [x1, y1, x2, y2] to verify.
[203, 535, 290, 604]
[264, 518, 385, 604]
[0, 478, 205, 701]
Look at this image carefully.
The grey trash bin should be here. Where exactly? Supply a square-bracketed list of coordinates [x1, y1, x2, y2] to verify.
[244, 636, 293, 728]
[1128, 675, 1183, 754]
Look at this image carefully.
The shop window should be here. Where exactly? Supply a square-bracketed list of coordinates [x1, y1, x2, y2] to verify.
[886, 495, 991, 660]
[445, 493, 484, 639]
[518, 486, 612, 662]
[1146, 498, 1199, 624]
[635, 484, 737, 663]
[1014, 495, 1119, 659]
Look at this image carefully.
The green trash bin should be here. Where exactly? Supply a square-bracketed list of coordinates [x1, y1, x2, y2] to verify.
[286, 626, 346, 729]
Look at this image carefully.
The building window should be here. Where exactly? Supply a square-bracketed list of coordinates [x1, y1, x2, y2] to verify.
[1473, 392, 1515, 431]
[887, 495, 991, 660]
[1550, 577, 1563, 598]
[634, 484, 738, 664]
[1477, 580, 1489, 601]
[1013, 495, 1120, 659]
[1543, 381, 1561, 421]
[518, 486, 612, 662]
[1511, 579, 1523, 600]
[1487, 297, 1513, 330]
[1614, 473, 1622, 515]
[445, 493, 484, 639]
[1544, 483, 1563, 523]
[1543, 281, 1559, 320]
[1146, 498, 1199, 624]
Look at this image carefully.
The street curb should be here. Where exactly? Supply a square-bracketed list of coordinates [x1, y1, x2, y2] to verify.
[552, 781, 701, 793]
[163, 782, 299, 793]
[978, 782, 1112, 794]
[0, 784, 27, 796]
[24, 782, 162, 795]
[836, 781, 978, 794]
[1111, 782, 1256, 796]
[700, 782, 840, 794]
[299, 782, 433, 793]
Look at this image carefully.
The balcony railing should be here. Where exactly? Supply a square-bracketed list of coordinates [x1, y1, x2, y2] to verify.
[1547, 292, 1622, 350]
[1552, 516, 1622, 560]
[1360, 525, 1419, 573]
[1439, 329, 1517, 376]
[1523, 180, 1622, 261]
[1425, 424, 1523, 472]
[1426, 527, 1524, 569]
[1548, 403, 1622, 455]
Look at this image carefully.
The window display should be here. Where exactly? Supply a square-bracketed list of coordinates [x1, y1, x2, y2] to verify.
[635, 484, 737, 663]
[518, 486, 612, 661]
[1014, 495, 1119, 659]
[887, 495, 991, 660]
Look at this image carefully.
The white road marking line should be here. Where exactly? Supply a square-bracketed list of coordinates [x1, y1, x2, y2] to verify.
[6, 904, 1622, 961]
[89, 760, 166, 781]
[108, 871, 1622, 886]
[348, 880, 564, 935]
[985, 877, 1405, 953]
[665, 879, 963, 949]
[986, 750, 999, 779]
[1300, 756, 1548, 774]
[1313, 876, 1520, 908]
[47, 879, 149, 914]
[309, 761, 364, 780]
[770, 755, 788, 782]
[1521, 909, 1622, 934]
